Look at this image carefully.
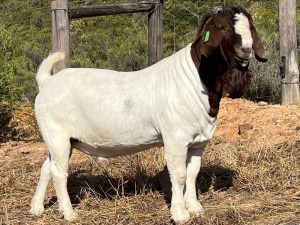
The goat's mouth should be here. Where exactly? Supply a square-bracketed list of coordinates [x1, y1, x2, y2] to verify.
[234, 54, 250, 68]
[233, 48, 252, 68]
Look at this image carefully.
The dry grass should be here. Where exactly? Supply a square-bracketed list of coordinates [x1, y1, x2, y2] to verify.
[0, 102, 40, 142]
[0, 136, 299, 225]
[0, 98, 299, 224]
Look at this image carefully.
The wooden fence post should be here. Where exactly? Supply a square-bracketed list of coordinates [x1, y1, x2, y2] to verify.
[148, 0, 163, 66]
[51, 0, 70, 74]
[51, 1, 163, 70]
[279, 0, 300, 105]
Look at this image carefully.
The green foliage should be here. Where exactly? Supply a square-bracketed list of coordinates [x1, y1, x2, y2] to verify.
[69, 14, 148, 71]
[0, 0, 298, 130]
[246, 45, 281, 103]
[0, 25, 21, 127]
[243, 1, 281, 103]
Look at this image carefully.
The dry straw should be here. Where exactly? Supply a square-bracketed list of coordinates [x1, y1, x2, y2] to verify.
[0, 99, 299, 224]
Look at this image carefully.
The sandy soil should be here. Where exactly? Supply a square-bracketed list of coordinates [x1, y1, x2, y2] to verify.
[0, 98, 299, 225]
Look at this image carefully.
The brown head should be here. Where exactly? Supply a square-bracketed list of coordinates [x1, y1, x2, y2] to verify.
[191, 6, 267, 117]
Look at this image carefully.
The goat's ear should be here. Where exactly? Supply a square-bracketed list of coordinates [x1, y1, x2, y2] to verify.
[251, 26, 268, 62]
[197, 17, 223, 57]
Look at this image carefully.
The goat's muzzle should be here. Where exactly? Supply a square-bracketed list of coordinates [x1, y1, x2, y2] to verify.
[233, 47, 253, 68]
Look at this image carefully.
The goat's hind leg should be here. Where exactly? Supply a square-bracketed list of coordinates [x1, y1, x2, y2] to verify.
[30, 156, 52, 216]
[47, 137, 77, 221]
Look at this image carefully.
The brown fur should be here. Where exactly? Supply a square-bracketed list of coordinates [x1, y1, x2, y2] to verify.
[191, 6, 267, 117]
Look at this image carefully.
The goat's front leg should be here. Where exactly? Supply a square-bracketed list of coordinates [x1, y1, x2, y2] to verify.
[164, 143, 190, 223]
[184, 147, 205, 216]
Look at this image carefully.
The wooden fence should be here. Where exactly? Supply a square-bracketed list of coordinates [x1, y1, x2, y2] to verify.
[51, 0, 163, 74]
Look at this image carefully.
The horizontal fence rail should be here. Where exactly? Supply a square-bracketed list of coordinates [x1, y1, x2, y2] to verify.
[69, 3, 156, 19]
[52, 0, 163, 73]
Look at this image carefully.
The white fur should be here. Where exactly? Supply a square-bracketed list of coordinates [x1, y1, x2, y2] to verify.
[234, 13, 253, 49]
[30, 44, 217, 222]
[36, 52, 65, 90]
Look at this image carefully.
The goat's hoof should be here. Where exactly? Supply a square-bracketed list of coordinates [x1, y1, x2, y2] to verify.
[171, 208, 190, 224]
[63, 210, 78, 221]
[186, 201, 204, 216]
[30, 204, 45, 216]
[97, 157, 109, 165]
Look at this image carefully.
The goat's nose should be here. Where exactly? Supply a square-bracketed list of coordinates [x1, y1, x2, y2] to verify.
[241, 47, 252, 54]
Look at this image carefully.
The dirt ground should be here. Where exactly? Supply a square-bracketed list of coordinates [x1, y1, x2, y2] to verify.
[0, 98, 299, 224]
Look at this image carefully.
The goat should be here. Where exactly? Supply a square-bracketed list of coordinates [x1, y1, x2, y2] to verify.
[30, 6, 267, 223]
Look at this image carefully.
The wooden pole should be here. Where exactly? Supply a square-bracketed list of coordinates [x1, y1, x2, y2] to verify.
[69, 3, 155, 19]
[51, 0, 70, 74]
[51, 1, 163, 70]
[148, 0, 163, 66]
[279, 0, 300, 105]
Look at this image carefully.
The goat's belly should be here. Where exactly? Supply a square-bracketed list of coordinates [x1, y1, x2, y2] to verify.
[72, 140, 162, 158]
[71, 120, 162, 157]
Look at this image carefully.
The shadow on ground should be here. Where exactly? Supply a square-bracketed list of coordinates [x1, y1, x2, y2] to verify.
[156, 165, 237, 200]
[46, 164, 237, 207]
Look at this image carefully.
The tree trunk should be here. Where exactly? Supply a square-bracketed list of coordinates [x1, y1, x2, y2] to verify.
[279, 0, 300, 105]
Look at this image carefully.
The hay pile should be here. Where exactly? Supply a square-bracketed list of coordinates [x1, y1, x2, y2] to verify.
[0, 98, 299, 224]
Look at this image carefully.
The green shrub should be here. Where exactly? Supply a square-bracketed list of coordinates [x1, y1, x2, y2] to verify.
[245, 40, 281, 103]
[243, 3, 281, 103]
[0, 25, 22, 130]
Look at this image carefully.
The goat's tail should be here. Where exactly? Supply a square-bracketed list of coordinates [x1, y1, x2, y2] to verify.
[36, 52, 65, 90]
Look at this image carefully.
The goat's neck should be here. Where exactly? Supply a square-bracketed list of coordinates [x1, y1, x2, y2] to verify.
[191, 45, 227, 118]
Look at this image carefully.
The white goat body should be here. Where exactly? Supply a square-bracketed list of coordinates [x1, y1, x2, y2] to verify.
[31, 5, 268, 223]
[31, 44, 216, 222]
[35, 44, 216, 155]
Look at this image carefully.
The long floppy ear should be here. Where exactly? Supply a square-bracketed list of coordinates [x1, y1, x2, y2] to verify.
[197, 17, 223, 57]
[251, 26, 268, 62]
